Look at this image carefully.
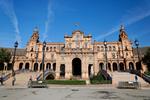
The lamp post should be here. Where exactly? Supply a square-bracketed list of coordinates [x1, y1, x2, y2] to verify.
[35, 38, 39, 71]
[12, 41, 18, 76]
[42, 41, 46, 80]
[103, 40, 108, 71]
[134, 39, 141, 70]
[12, 41, 18, 86]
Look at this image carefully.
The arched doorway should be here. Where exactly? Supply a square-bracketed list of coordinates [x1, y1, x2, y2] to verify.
[40, 63, 45, 71]
[0, 63, 4, 71]
[7, 63, 12, 70]
[129, 62, 134, 70]
[108, 63, 111, 71]
[72, 58, 81, 76]
[136, 62, 142, 70]
[60, 64, 65, 77]
[53, 63, 56, 71]
[88, 64, 93, 77]
[113, 62, 117, 71]
[19, 63, 23, 70]
[25, 63, 30, 70]
[99, 63, 104, 70]
[46, 63, 51, 70]
[34, 63, 38, 71]
[119, 62, 124, 71]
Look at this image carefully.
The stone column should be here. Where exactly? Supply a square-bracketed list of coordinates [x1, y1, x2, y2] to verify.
[82, 57, 88, 80]
[55, 62, 60, 79]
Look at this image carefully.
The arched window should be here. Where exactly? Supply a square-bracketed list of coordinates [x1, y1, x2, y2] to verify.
[109, 46, 112, 51]
[46, 47, 49, 51]
[101, 46, 104, 51]
[113, 46, 116, 51]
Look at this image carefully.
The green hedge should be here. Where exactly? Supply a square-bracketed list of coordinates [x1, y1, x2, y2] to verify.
[44, 80, 86, 85]
[90, 73, 112, 84]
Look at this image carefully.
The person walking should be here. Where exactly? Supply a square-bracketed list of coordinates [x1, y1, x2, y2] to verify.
[0, 76, 3, 85]
[135, 75, 138, 82]
[12, 76, 16, 86]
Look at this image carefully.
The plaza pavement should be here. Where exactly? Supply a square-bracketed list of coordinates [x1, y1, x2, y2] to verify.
[0, 84, 150, 100]
[0, 72, 150, 100]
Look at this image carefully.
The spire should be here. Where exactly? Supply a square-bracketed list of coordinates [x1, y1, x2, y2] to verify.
[120, 25, 125, 32]
[33, 26, 39, 33]
[119, 25, 128, 41]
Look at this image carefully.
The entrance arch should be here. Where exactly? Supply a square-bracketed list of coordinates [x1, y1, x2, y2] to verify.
[113, 62, 117, 71]
[99, 63, 104, 70]
[46, 63, 51, 70]
[129, 62, 134, 70]
[119, 62, 124, 71]
[108, 63, 111, 71]
[19, 63, 23, 70]
[0, 63, 4, 71]
[60, 64, 65, 77]
[34, 63, 38, 71]
[72, 58, 81, 76]
[25, 63, 30, 70]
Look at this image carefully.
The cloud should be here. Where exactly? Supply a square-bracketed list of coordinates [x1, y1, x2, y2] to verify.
[0, 0, 21, 44]
[43, 0, 54, 41]
[96, 3, 150, 41]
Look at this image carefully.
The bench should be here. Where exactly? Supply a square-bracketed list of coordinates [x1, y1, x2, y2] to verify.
[117, 81, 141, 89]
[27, 81, 48, 88]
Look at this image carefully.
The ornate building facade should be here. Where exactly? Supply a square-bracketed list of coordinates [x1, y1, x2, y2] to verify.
[11, 26, 146, 79]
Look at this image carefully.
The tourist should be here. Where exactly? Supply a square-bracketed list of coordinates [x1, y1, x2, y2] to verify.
[0, 76, 3, 85]
[135, 75, 138, 82]
[12, 76, 16, 86]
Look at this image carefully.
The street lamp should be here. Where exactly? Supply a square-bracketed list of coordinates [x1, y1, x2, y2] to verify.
[12, 41, 18, 76]
[134, 39, 141, 70]
[42, 41, 46, 80]
[103, 40, 108, 71]
[12, 41, 18, 86]
[35, 38, 39, 71]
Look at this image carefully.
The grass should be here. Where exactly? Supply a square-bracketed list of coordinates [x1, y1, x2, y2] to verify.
[90, 80, 112, 84]
[44, 80, 86, 85]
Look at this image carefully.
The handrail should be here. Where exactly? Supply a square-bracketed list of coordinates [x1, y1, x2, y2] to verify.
[129, 70, 150, 84]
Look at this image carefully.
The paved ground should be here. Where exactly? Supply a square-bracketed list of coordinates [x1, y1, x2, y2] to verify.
[0, 85, 150, 100]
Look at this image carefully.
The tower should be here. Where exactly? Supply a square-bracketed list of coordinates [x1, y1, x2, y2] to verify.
[29, 27, 39, 43]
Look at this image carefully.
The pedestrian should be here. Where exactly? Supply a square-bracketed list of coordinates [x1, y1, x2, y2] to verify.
[135, 75, 138, 82]
[0, 76, 3, 85]
[12, 76, 16, 86]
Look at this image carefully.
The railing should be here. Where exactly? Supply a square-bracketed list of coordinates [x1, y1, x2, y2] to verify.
[36, 70, 55, 80]
[99, 70, 112, 80]
[129, 70, 150, 84]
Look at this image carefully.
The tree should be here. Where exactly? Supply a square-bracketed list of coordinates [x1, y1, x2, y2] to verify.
[0, 48, 11, 64]
[142, 48, 150, 71]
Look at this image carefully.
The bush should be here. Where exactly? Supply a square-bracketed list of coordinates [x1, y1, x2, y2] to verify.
[44, 80, 86, 85]
[90, 73, 112, 84]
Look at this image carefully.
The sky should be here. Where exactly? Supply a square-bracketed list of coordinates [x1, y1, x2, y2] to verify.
[0, 0, 150, 48]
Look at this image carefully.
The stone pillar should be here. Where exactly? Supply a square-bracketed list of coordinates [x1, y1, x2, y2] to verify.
[82, 57, 88, 80]
[55, 62, 60, 79]
[111, 63, 113, 72]
[51, 63, 53, 70]
[65, 59, 71, 79]
[94, 59, 99, 75]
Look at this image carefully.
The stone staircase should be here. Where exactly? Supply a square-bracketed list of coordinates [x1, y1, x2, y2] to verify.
[111, 72, 150, 87]
[4, 71, 40, 87]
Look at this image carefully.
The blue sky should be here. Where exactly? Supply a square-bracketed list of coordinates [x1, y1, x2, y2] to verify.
[0, 0, 150, 48]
